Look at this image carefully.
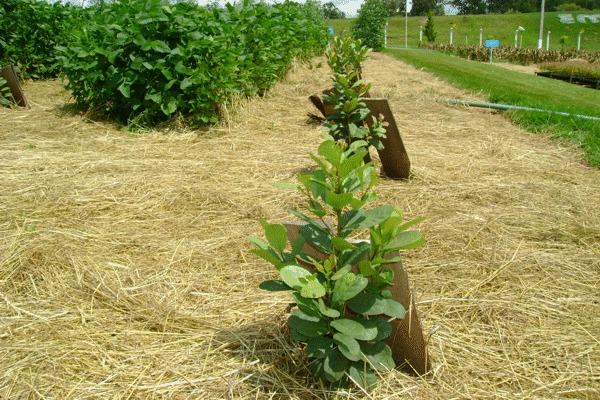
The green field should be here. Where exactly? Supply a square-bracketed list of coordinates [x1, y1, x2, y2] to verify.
[330, 11, 600, 51]
[385, 48, 600, 165]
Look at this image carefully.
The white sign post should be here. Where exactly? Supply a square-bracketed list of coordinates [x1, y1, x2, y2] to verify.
[450, 27, 454, 45]
[385, 23, 388, 48]
[479, 28, 483, 46]
[485, 39, 500, 64]
[538, 0, 546, 49]
[404, 0, 408, 49]
[546, 30, 551, 50]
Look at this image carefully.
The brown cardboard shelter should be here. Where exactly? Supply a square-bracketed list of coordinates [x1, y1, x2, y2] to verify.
[310, 94, 411, 180]
[284, 222, 430, 375]
[1, 64, 28, 107]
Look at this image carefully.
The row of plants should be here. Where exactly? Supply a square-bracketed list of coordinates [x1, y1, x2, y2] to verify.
[0, 0, 85, 79]
[252, 37, 424, 391]
[57, 0, 327, 127]
[425, 43, 600, 65]
[539, 60, 600, 80]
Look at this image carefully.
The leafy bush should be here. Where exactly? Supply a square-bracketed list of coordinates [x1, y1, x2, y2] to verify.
[322, 73, 387, 151]
[252, 139, 424, 390]
[556, 2, 587, 11]
[0, 0, 83, 79]
[325, 37, 369, 83]
[425, 43, 600, 65]
[424, 11, 437, 43]
[58, 0, 327, 127]
[352, 0, 388, 51]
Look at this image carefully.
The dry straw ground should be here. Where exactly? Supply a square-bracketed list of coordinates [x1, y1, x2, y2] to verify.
[1, 53, 599, 399]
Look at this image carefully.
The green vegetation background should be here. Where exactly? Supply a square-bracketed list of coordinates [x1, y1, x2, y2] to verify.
[330, 11, 600, 50]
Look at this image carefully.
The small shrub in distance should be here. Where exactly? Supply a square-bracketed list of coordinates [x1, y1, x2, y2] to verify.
[322, 72, 387, 151]
[352, 0, 388, 51]
[424, 11, 437, 43]
[325, 36, 369, 83]
[555, 3, 586, 11]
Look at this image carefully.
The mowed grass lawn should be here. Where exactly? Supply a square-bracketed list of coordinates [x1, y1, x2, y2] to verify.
[330, 11, 600, 50]
[385, 48, 600, 165]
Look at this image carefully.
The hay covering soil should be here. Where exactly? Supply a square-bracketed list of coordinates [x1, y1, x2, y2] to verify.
[1, 54, 599, 399]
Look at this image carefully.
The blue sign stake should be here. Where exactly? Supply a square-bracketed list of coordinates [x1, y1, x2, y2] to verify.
[484, 39, 500, 63]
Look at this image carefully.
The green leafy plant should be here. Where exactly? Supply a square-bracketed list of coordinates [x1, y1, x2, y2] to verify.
[560, 35, 569, 51]
[424, 11, 437, 43]
[58, 0, 327, 128]
[325, 37, 370, 84]
[0, 0, 84, 79]
[322, 73, 387, 152]
[352, 0, 388, 51]
[0, 76, 12, 107]
[251, 137, 424, 390]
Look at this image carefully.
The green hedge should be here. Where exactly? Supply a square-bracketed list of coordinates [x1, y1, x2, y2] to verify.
[58, 0, 327, 127]
[0, 0, 83, 79]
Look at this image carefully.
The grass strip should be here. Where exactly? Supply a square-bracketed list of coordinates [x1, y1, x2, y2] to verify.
[386, 48, 600, 166]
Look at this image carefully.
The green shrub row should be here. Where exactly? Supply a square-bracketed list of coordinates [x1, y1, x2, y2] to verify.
[57, 0, 327, 127]
[425, 43, 600, 65]
[539, 61, 600, 80]
[0, 0, 84, 79]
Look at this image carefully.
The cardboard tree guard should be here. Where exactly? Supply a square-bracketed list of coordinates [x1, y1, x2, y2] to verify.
[309, 94, 411, 180]
[284, 222, 431, 375]
[1, 64, 28, 107]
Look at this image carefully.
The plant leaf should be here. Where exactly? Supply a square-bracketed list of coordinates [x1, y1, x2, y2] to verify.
[306, 336, 333, 359]
[348, 361, 378, 391]
[258, 280, 290, 291]
[259, 220, 287, 253]
[330, 318, 377, 341]
[300, 277, 326, 299]
[331, 272, 368, 307]
[347, 292, 406, 319]
[323, 347, 349, 382]
[317, 298, 340, 318]
[279, 265, 312, 290]
[360, 341, 395, 371]
[333, 333, 361, 362]
[386, 231, 425, 251]
[288, 309, 329, 338]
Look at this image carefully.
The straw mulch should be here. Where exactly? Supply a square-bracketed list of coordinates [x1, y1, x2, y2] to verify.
[1, 53, 599, 399]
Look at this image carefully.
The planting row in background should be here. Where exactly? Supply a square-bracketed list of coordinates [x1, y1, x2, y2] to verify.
[0, 0, 327, 127]
[424, 43, 600, 65]
[329, 11, 600, 51]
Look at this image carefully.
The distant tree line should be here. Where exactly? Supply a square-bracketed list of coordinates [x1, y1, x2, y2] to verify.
[448, 0, 600, 14]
